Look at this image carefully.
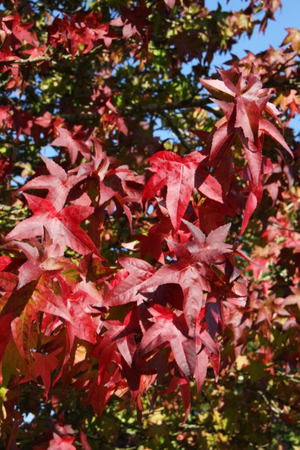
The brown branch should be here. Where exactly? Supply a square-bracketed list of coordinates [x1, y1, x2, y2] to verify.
[268, 220, 298, 233]
[60, 98, 222, 125]
[161, 111, 193, 151]
[0, 55, 55, 66]
[0, 43, 108, 67]
[264, 74, 300, 91]
[125, 98, 222, 116]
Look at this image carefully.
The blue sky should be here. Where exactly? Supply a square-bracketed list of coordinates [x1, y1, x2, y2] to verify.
[210, 0, 299, 65]
[43, 0, 300, 154]
[214, 0, 300, 133]
[177, 0, 300, 137]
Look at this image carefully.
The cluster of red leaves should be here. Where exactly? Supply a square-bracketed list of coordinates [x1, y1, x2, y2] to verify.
[0, 2, 297, 447]
[47, 12, 116, 58]
[0, 65, 293, 433]
[224, 191, 300, 375]
[0, 8, 123, 139]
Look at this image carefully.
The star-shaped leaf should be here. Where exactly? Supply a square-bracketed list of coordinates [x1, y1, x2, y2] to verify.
[139, 305, 196, 379]
[51, 128, 90, 164]
[143, 151, 223, 230]
[5, 194, 99, 256]
[19, 155, 82, 211]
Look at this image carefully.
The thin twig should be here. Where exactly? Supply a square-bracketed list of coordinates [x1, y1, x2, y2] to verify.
[161, 111, 193, 151]
[268, 220, 298, 232]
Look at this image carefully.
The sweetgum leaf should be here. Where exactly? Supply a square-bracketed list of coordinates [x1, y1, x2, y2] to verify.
[33, 352, 59, 399]
[48, 433, 76, 450]
[11, 300, 35, 361]
[140, 221, 232, 335]
[143, 151, 222, 230]
[18, 155, 82, 211]
[259, 118, 293, 157]
[106, 258, 155, 306]
[51, 128, 90, 164]
[201, 69, 293, 192]
[0, 314, 12, 365]
[5, 194, 99, 256]
[139, 306, 196, 378]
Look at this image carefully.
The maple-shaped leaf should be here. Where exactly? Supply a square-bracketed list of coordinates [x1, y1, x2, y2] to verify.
[200, 69, 293, 188]
[11, 300, 35, 361]
[51, 128, 90, 164]
[80, 430, 92, 450]
[15, 240, 62, 288]
[47, 433, 76, 450]
[97, 310, 139, 367]
[194, 349, 209, 392]
[18, 155, 82, 211]
[110, 4, 151, 41]
[33, 351, 59, 399]
[33, 283, 75, 324]
[282, 28, 300, 54]
[74, 139, 110, 181]
[164, 0, 176, 8]
[5, 194, 100, 256]
[66, 295, 98, 348]
[3, 12, 39, 47]
[0, 314, 13, 365]
[105, 258, 155, 307]
[181, 219, 232, 264]
[139, 305, 196, 379]
[0, 256, 11, 272]
[143, 151, 223, 230]
[140, 220, 232, 335]
[0, 268, 18, 292]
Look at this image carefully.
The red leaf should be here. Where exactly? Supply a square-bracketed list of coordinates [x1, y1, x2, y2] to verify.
[51, 128, 90, 164]
[201, 69, 292, 190]
[5, 194, 100, 256]
[194, 350, 208, 392]
[199, 78, 234, 102]
[164, 0, 176, 8]
[0, 314, 12, 365]
[0, 256, 12, 272]
[179, 381, 191, 424]
[0, 271, 18, 292]
[139, 306, 196, 379]
[143, 151, 216, 229]
[106, 258, 155, 306]
[240, 191, 258, 236]
[33, 352, 59, 399]
[11, 300, 35, 360]
[15, 240, 62, 288]
[195, 168, 224, 203]
[80, 430, 92, 450]
[140, 220, 232, 335]
[19, 155, 82, 211]
[5, 12, 39, 47]
[47, 433, 76, 450]
[259, 118, 293, 157]
[33, 283, 75, 325]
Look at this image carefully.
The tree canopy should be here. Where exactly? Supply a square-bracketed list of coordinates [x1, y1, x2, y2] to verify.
[0, 0, 299, 449]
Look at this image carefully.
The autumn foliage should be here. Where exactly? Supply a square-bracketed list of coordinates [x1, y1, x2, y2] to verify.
[0, 0, 299, 448]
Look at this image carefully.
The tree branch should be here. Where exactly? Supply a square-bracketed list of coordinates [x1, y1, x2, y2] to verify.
[160, 111, 193, 151]
[60, 97, 222, 125]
